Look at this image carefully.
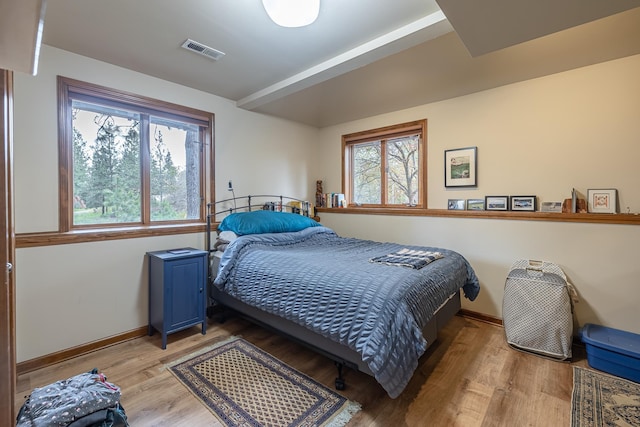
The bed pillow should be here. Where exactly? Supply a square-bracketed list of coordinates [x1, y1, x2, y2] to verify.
[218, 230, 238, 242]
[218, 210, 320, 235]
[213, 230, 238, 252]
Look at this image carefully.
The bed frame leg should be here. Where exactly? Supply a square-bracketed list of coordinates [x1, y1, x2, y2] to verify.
[206, 304, 228, 323]
[334, 362, 346, 390]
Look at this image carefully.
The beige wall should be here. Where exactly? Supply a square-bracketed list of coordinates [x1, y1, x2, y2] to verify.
[12, 46, 640, 362]
[13, 46, 318, 362]
[314, 54, 640, 335]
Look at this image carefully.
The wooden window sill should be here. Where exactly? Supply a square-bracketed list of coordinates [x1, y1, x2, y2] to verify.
[16, 223, 206, 248]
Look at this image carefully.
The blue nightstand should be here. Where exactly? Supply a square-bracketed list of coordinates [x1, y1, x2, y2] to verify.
[147, 248, 207, 349]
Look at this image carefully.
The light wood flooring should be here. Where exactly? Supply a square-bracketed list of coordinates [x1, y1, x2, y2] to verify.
[15, 315, 588, 426]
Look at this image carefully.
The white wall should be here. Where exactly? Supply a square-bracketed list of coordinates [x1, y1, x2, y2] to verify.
[314, 54, 640, 335]
[13, 46, 318, 362]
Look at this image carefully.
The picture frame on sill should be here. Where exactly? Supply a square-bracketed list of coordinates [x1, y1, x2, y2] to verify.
[448, 199, 466, 210]
[587, 189, 618, 213]
[445, 146, 477, 188]
[485, 196, 508, 211]
[466, 199, 485, 210]
[510, 195, 537, 212]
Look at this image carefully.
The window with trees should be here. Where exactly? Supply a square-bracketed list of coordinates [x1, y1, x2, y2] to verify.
[58, 77, 213, 231]
[342, 119, 426, 208]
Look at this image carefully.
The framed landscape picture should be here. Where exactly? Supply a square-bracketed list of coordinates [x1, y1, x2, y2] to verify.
[510, 196, 537, 211]
[485, 196, 509, 211]
[445, 147, 477, 187]
[540, 201, 562, 212]
[447, 199, 466, 210]
[466, 199, 485, 210]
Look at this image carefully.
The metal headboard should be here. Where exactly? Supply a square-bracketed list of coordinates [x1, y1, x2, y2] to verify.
[205, 194, 311, 255]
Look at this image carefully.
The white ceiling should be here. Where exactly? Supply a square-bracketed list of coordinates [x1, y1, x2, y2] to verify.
[41, 0, 640, 128]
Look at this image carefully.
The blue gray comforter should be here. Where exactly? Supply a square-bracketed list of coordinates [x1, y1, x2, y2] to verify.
[214, 226, 480, 398]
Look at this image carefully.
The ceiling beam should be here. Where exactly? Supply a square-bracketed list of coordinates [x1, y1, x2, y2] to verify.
[237, 11, 451, 111]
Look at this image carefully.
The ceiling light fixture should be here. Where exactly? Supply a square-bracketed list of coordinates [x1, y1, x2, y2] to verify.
[262, 0, 320, 28]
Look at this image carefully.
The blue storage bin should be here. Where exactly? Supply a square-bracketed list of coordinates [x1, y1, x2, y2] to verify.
[580, 323, 640, 383]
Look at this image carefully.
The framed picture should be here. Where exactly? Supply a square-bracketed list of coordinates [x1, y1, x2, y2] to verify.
[540, 201, 563, 213]
[587, 189, 618, 213]
[466, 199, 485, 210]
[510, 196, 537, 211]
[445, 146, 477, 187]
[485, 196, 508, 211]
[447, 199, 466, 210]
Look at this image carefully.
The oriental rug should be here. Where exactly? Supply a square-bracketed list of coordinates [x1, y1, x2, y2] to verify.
[168, 337, 361, 427]
[571, 366, 640, 427]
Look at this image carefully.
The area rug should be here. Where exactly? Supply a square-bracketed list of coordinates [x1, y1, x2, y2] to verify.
[571, 366, 640, 427]
[168, 337, 361, 427]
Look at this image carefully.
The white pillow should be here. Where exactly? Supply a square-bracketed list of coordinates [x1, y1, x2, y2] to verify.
[218, 230, 238, 242]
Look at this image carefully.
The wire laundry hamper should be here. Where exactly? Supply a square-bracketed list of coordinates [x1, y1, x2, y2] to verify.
[503, 259, 575, 360]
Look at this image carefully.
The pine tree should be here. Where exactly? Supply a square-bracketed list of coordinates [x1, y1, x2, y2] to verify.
[87, 116, 119, 216]
[150, 129, 179, 220]
[72, 123, 90, 210]
[112, 124, 141, 222]
[184, 129, 200, 219]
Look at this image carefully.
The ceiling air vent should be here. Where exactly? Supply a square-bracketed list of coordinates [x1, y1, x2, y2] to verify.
[181, 39, 225, 61]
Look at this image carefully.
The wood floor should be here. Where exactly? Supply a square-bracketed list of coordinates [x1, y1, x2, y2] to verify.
[15, 315, 588, 426]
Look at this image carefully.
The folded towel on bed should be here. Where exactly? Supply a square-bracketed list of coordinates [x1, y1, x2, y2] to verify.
[369, 248, 444, 269]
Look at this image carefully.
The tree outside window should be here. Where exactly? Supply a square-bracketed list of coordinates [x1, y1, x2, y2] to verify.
[59, 77, 213, 231]
[72, 106, 142, 224]
[343, 120, 426, 208]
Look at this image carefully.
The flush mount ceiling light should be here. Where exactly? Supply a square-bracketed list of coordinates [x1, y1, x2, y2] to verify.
[262, 0, 320, 28]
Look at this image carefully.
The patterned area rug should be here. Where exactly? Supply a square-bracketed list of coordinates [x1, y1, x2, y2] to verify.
[168, 337, 361, 427]
[571, 366, 640, 427]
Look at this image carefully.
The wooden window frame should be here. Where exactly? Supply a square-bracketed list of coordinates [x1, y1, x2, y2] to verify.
[342, 119, 427, 209]
[57, 76, 215, 234]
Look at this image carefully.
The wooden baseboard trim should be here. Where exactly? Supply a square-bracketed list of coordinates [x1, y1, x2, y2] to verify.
[17, 326, 148, 375]
[458, 309, 503, 326]
[17, 312, 502, 374]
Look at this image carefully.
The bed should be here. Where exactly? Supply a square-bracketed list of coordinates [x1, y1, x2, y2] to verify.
[206, 196, 480, 398]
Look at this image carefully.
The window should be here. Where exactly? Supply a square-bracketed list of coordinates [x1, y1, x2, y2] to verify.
[343, 119, 426, 208]
[58, 77, 213, 231]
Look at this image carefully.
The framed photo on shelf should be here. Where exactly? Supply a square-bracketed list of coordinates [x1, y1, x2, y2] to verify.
[445, 146, 477, 188]
[510, 195, 537, 211]
[466, 199, 485, 210]
[485, 196, 509, 211]
[540, 201, 563, 213]
[587, 189, 618, 213]
[447, 199, 466, 210]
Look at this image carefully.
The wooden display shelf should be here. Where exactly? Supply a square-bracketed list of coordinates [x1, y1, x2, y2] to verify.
[316, 207, 640, 226]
